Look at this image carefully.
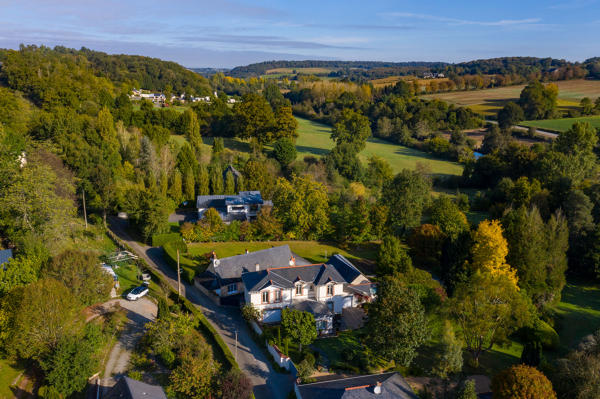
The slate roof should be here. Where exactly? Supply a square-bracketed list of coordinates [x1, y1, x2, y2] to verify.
[0, 249, 13, 267]
[296, 372, 418, 399]
[327, 254, 364, 283]
[292, 300, 333, 318]
[196, 191, 267, 209]
[210, 245, 309, 281]
[104, 377, 167, 399]
[347, 282, 377, 297]
[242, 262, 347, 292]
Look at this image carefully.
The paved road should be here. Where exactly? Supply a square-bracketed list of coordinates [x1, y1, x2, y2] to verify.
[101, 298, 157, 392]
[486, 119, 558, 139]
[108, 218, 294, 399]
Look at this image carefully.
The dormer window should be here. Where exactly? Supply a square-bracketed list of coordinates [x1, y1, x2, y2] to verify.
[274, 290, 282, 302]
[326, 284, 334, 296]
[295, 284, 303, 295]
[261, 291, 269, 303]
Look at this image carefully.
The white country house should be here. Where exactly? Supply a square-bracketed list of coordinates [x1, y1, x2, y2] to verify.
[241, 253, 375, 333]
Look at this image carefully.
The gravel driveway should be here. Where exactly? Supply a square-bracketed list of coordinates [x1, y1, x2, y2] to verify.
[100, 298, 157, 392]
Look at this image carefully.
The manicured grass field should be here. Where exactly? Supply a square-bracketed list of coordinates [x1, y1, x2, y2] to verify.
[186, 240, 378, 273]
[520, 115, 600, 133]
[295, 117, 464, 177]
[422, 79, 600, 116]
[553, 282, 600, 355]
[0, 358, 23, 399]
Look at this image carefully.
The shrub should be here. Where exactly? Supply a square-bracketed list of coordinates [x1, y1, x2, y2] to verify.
[128, 370, 143, 381]
[241, 304, 260, 322]
[491, 365, 556, 399]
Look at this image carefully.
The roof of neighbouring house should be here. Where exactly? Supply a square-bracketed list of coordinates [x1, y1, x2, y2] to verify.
[242, 262, 347, 292]
[210, 245, 309, 281]
[196, 191, 270, 210]
[104, 377, 167, 399]
[327, 254, 364, 283]
[0, 249, 13, 267]
[296, 372, 418, 399]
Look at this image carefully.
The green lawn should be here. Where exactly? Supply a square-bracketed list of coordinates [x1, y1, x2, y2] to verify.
[186, 240, 378, 274]
[113, 263, 160, 297]
[520, 115, 600, 133]
[294, 117, 463, 177]
[553, 282, 600, 355]
[0, 358, 23, 398]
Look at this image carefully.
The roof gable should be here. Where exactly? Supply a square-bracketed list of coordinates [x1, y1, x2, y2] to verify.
[212, 245, 310, 280]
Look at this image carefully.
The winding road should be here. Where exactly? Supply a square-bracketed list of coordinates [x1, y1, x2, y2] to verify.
[108, 217, 293, 399]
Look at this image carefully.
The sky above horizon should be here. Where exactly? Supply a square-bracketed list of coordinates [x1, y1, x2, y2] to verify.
[0, 0, 598, 68]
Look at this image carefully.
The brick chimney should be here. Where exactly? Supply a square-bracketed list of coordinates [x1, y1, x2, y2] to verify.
[289, 256, 296, 266]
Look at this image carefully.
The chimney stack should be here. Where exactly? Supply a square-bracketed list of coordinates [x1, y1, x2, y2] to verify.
[374, 382, 382, 395]
[289, 256, 296, 266]
[245, 248, 249, 254]
[255, 263, 260, 271]
[211, 251, 217, 260]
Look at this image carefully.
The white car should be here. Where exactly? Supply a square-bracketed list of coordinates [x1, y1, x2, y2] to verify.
[126, 285, 149, 301]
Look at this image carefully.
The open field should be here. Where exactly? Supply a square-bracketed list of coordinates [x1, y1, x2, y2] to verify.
[295, 117, 464, 177]
[170, 117, 464, 178]
[266, 67, 332, 75]
[370, 75, 450, 89]
[422, 79, 600, 116]
[520, 115, 600, 133]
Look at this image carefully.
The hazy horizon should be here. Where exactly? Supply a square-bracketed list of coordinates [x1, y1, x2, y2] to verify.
[1, 0, 599, 68]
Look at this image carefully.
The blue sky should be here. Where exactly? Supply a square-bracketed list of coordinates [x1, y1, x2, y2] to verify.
[0, 0, 598, 67]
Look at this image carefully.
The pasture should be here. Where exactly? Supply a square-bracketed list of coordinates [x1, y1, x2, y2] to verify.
[370, 75, 450, 89]
[520, 115, 600, 133]
[266, 67, 332, 75]
[422, 79, 600, 116]
[295, 117, 464, 177]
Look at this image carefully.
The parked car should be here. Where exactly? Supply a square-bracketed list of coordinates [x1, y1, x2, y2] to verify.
[126, 285, 149, 301]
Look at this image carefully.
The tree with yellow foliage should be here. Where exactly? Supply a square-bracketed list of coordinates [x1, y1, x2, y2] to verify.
[471, 220, 519, 289]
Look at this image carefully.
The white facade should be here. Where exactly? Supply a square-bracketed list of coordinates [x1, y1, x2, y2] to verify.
[245, 280, 354, 323]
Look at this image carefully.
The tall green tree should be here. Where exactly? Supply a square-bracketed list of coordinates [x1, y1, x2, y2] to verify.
[377, 235, 413, 275]
[8, 278, 79, 360]
[281, 308, 317, 352]
[429, 195, 469, 240]
[497, 102, 524, 130]
[331, 108, 371, 152]
[365, 275, 428, 366]
[381, 169, 431, 234]
[183, 168, 195, 200]
[46, 250, 113, 306]
[502, 207, 568, 308]
[449, 271, 531, 367]
[196, 164, 210, 195]
[271, 175, 330, 240]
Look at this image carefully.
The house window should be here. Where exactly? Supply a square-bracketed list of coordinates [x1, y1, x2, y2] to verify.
[261, 291, 269, 303]
[316, 320, 328, 331]
[326, 284, 334, 296]
[227, 283, 237, 294]
[295, 284, 303, 295]
[274, 290, 282, 302]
